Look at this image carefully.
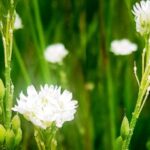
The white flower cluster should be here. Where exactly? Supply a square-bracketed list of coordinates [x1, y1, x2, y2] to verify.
[12, 85, 78, 129]
[44, 43, 68, 63]
[110, 39, 137, 55]
[132, 0, 150, 35]
[14, 13, 23, 30]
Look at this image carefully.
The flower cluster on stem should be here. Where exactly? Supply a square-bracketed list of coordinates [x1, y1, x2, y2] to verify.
[12, 84, 78, 150]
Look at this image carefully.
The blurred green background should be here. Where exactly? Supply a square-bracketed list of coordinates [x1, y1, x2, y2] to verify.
[1, 0, 150, 149]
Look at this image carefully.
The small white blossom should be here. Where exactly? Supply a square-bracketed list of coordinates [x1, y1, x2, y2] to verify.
[132, 0, 150, 35]
[110, 39, 137, 55]
[12, 85, 78, 129]
[14, 13, 23, 30]
[44, 43, 68, 63]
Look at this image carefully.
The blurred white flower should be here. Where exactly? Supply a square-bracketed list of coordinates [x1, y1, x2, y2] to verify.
[44, 43, 68, 63]
[110, 39, 137, 55]
[14, 13, 23, 30]
[132, 0, 150, 35]
[12, 84, 78, 129]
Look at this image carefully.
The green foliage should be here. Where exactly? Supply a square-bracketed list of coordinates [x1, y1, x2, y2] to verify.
[0, 0, 149, 149]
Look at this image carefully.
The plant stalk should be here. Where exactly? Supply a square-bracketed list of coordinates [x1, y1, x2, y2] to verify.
[1, 9, 15, 129]
[122, 44, 150, 149]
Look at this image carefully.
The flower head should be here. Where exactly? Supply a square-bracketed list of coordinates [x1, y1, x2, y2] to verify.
[12, 85, 77, 129]
[44, 43, 68, 63]
[14, 13, 23, 30]
[110, 39, 137, 55]
[132, 0, 150, 35]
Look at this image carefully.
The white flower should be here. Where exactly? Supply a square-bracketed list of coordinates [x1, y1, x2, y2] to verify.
[12, 84, 78, 129]
[44, 43, 68, 63]
[14, 13, 23, 30]
[110, 39, 137, 55]
[132, 0, 150, 35]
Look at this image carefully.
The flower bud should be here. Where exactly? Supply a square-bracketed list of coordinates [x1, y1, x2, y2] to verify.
[5, 129, 15, 149]
[14, 128, 22, 146]
[0, 79, 5, 99]
[115, 136, 123, 150]
[11, 115, 21, 131]
[120, 116, 130, 140]
[0, 124, 6, 144]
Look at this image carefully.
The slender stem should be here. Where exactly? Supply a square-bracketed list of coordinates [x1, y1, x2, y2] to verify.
[59, 66, 68, 88]
[13, 39, 31, 85]
[50, 138, 57, 150]
[31, 0, 50, 82]
[146, 35, 150, 65]
[2, 10, 15, 129]
[34, 131, 44, 150]
[99, 0, 116, 148]
[142, 48, 146, 75]
[134, 61, 140, 87]
[106, 62, 116, 150]
[34, 129, 46, 150]
[32, 0, 45, 51]
[139, 87, 150, 114]
[106, 0, 116, 148]
[0, 97, 4, 123]
[4, 62, 13, 129]
[122, 62, 150, 150]
[23, 1, 47, 82]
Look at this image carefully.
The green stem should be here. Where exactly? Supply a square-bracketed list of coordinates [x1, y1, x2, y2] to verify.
[59, 66, 68, 88]
[142, 48, 146, 75]
[32, 0, 45, 51]
[146, 35, 150, 65]
[23, 0, 50, 82]
[106, 0, 116, 148]
[13, 39, 31, 85]
[4, 63, 13, 129]
[34, 126, 57, 150]
[99, 0, 116, 148]
[2, 10, 15, 129]
[122, 62, 150, 150]
[45, 125, 57, 150]
[23, 2, 46, 81]
[50, 138, 57, 150]
[31, 0, 50, 82]
[0, 97, 4, 123]
[106, 61, 116, 150]
[34, 129, 45, 150]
